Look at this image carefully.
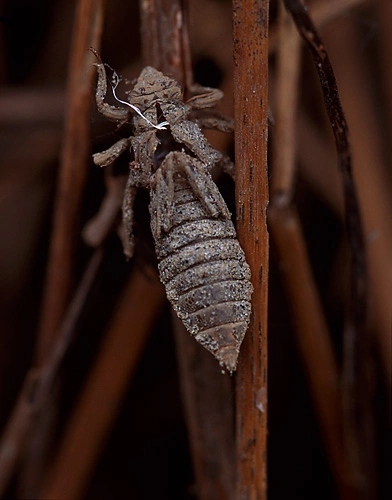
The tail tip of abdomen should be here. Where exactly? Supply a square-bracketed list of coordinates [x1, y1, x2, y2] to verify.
[193, 321, 249, 373]
[216, 345, 240, 374]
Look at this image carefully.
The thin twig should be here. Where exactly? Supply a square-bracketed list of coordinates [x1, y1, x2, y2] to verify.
[82, 174, 127, 248]
[37, 0, 106, 362]
[284, 0, 371, 497]
[172, 315, 235, 500]
[0, 249, 104, 496]
[20, 1, 107, 494]
[42, 266, 166, 500]
[140, 0, 188, 84]
[322, 10, 392, 392]
[377, 0, 392, 411]
[321, 13, 391, 496]
[378, 0, 392, 148]
[269, 0, 370, 53]
[139, 3, 237, 500]
[233, 1, 269, 498]
[268, 206, 358, 498]
[270, 3, 301, 205]
[269, 6, 353, 495]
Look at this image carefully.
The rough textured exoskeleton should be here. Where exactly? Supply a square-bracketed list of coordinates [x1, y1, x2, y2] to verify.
[91, 52, 252, 372]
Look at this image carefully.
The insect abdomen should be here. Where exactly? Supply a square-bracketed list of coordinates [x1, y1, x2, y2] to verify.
[153, 182, 252, 372]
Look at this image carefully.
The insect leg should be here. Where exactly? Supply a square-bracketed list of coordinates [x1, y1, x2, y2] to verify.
[170, 120, 222, 168]
[193, 114, 234, 133]
[150, 160, 175, 240]
[93, 138, 131, 167]
[91, 49, 130, 123]
[171, 151, 231, 219]
[186, 84, 224, 109]
[121, 171, 138, 259]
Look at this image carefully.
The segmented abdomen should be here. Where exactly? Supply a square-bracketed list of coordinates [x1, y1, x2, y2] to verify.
[151, 179, 252, 372]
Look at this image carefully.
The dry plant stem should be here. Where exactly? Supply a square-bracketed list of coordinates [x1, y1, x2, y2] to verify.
[378, 0, 392, 147]
[21, 1, 106, 494]
[269, 0, 369, 53]
[283, 0, 367, 309]
[271, 3, 301, 202]
[37, 0, 106, 362]
[172, 314, 235, 500]
[0, 373, 39, 496]
[233, 0, 269, 498]
[270, 6, 349, 494]
[268, 206, 358, 499]
[42, 266, 166, 500]
[140, 2, 238, 497]
[140, 0, 190, 84]
[377, 0, 392, 402]
[285, 2, 372, 497]
[322, 15, 390, 496]
[82, 174, 127, 247]
[323, 11, 392, 391]
[0, 249, 104, 497]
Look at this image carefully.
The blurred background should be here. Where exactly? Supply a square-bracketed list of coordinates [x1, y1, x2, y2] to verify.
[0, 0, 390, 498]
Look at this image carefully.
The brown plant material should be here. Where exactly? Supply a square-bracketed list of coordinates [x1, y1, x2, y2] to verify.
[269, 0, 369, 53]
[0, 249, 104, 497]
[269, 6, 352, 496]
[37, 0, 106, 361]
[19, 0, 107, 495]
[323, 10, 392, 386]
[378, 0, 392, 147]
[285, 1, 375, 497]
[42, 266, 166, 500]
[322, 14, 390, 496]
[268, 206, 357, 498]
[82, 174, 128, 248]
[140, 0, 191, 86]
[233, 0, 269, 498]
[138, 2, 239, 498]
[173, 314, 235, 500]
[188, 0, 235, 157]
[271, 3, 301, 204]
[282, 6, 368, 320]
[0, 372, 39, 496]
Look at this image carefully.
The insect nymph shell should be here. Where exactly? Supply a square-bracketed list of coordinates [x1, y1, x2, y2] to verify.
[92, 59, 253, 372]
[126, 66, 190, 130]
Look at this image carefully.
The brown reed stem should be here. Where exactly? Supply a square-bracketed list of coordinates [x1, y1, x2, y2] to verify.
[173, 315, 235, 500]
[37, 0, 106, 362]
[0, 249, 104, 497]
[233, 1, 269, 498]
[42, 266, 166, 499]
[140, 3, 237, 500]
[270, 3, 301, 204]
